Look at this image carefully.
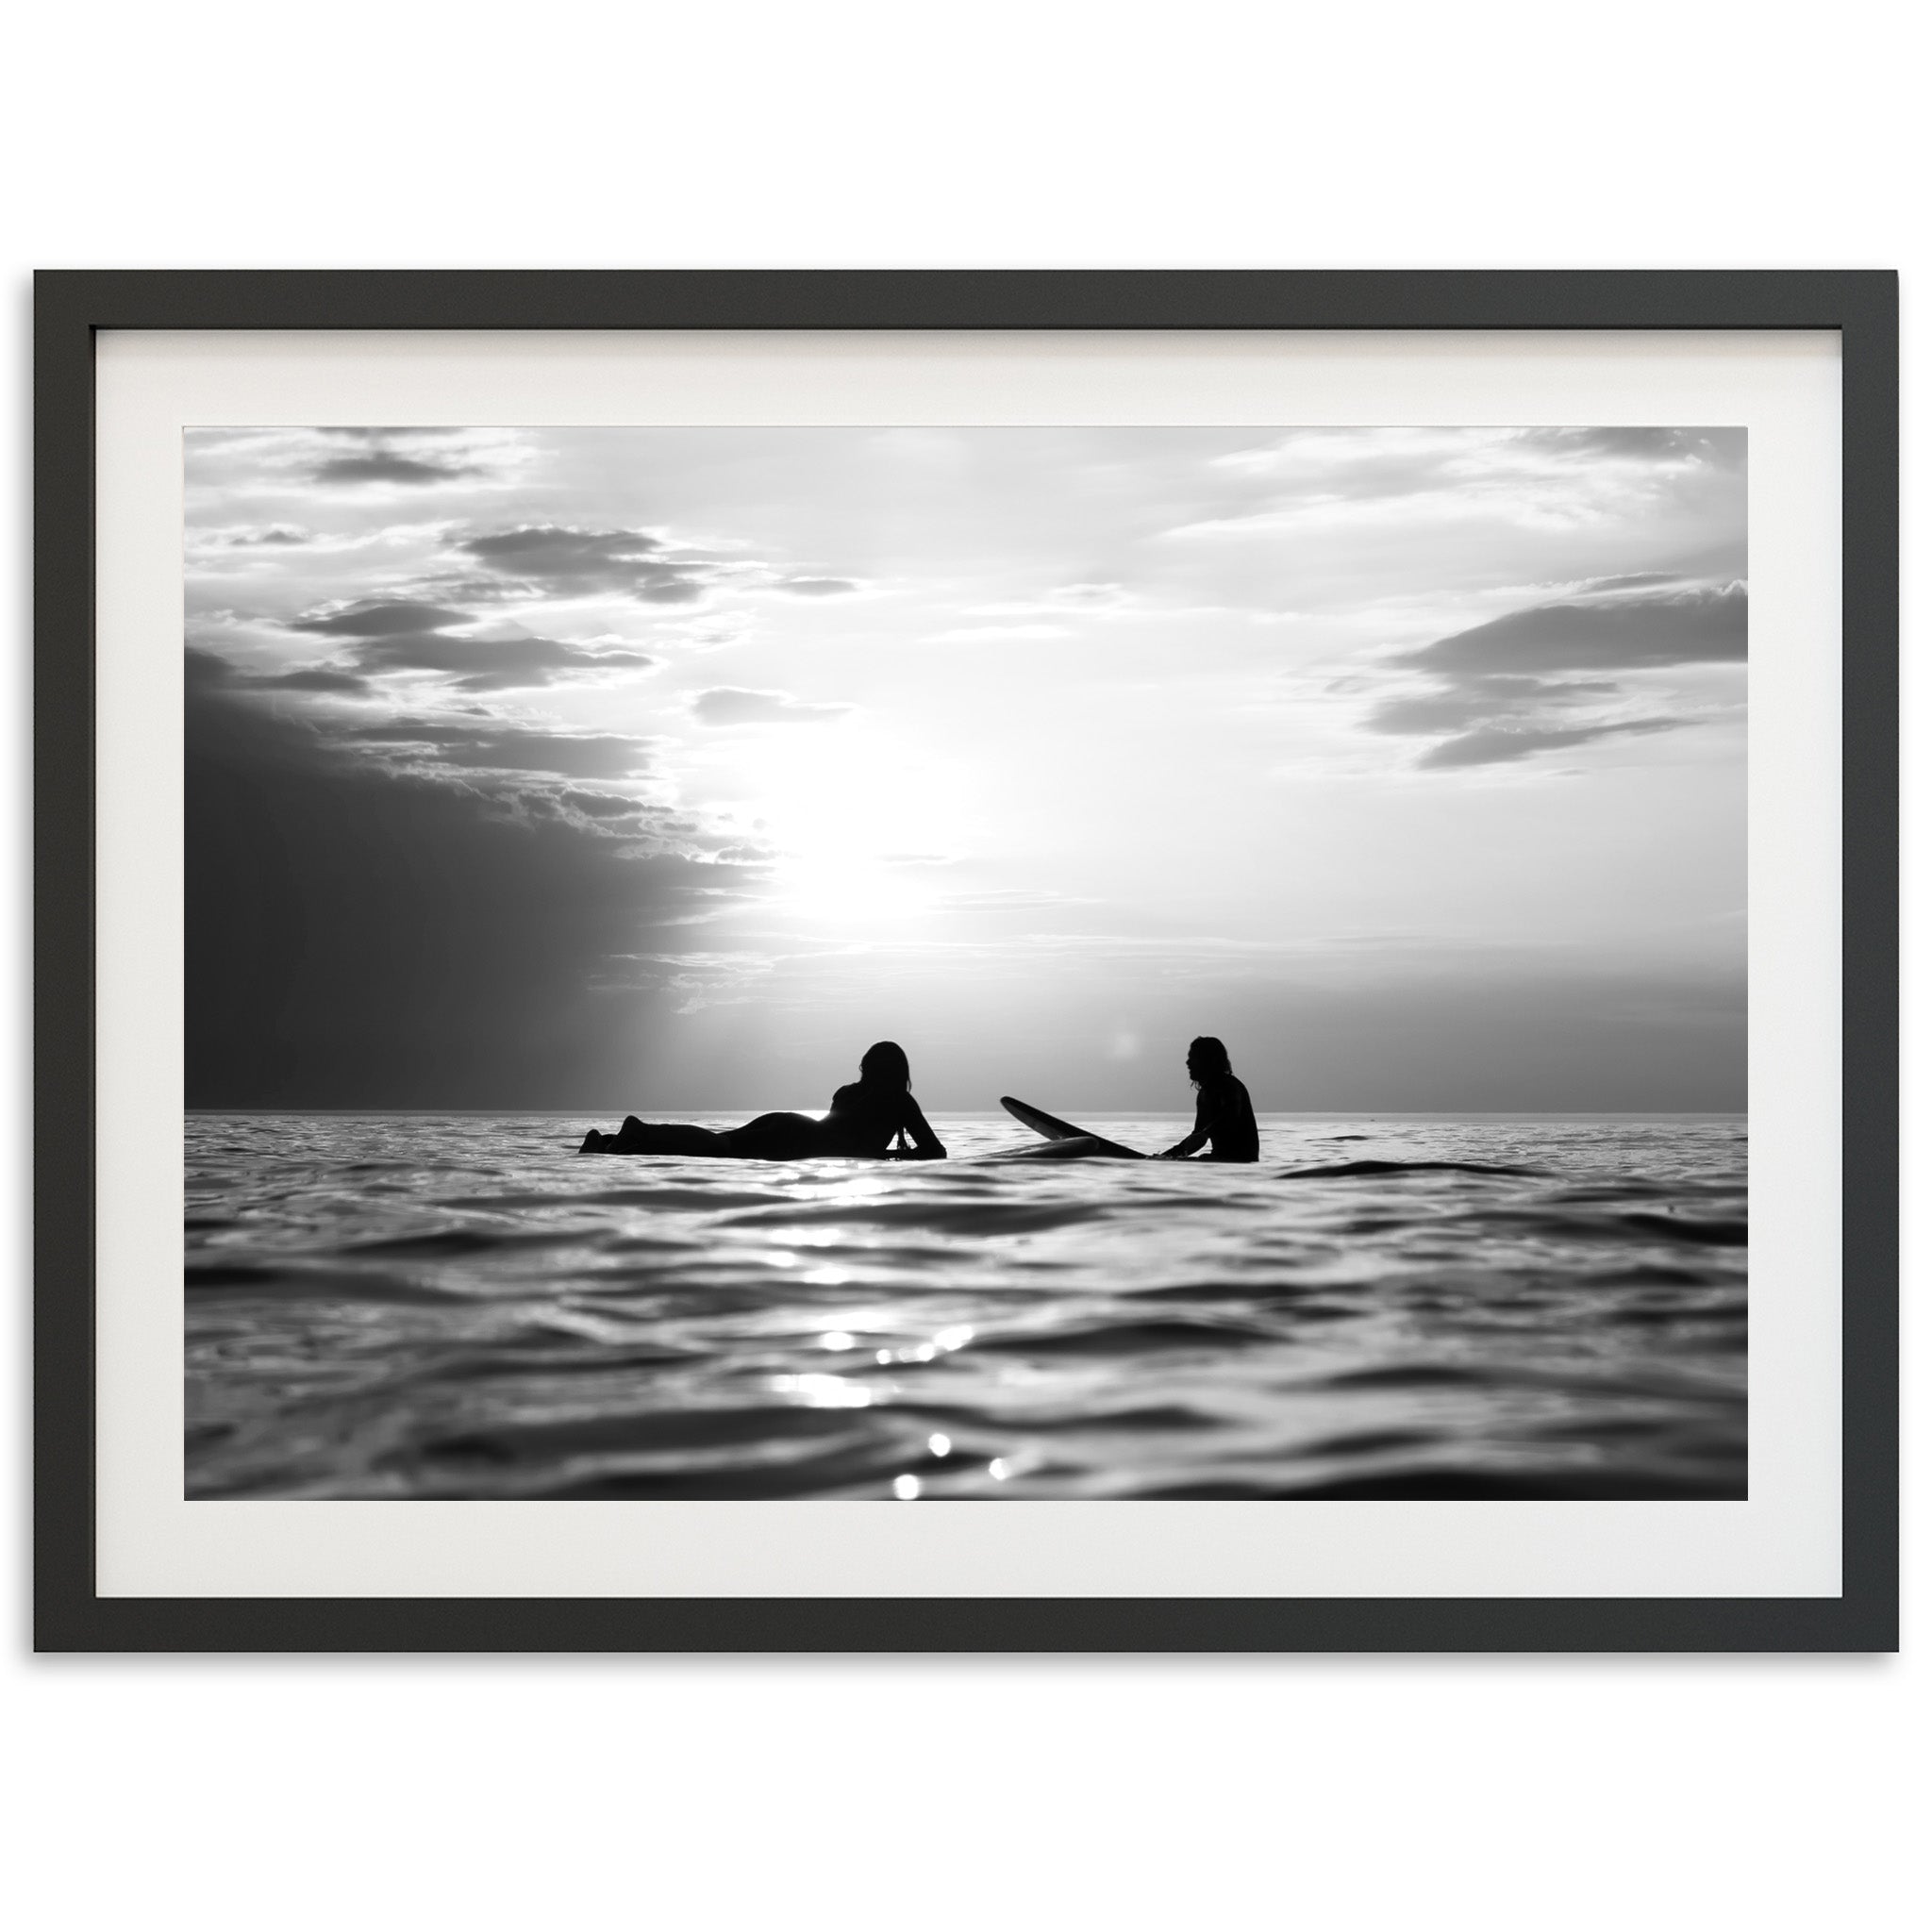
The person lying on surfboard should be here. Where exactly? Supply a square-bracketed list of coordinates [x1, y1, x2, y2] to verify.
[579, 1041, 947, 1161]
[1156, 1036, 1259, 1163]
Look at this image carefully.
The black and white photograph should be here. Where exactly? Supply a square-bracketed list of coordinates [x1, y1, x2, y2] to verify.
[15, 0, 1919, 1911]
[184, 422, 1749, 1502]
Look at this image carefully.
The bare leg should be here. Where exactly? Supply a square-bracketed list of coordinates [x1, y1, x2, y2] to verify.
[579, 1113, 822, 1158]
[609, 1117, 731, 1156]
[581, 1118, 719, 1155]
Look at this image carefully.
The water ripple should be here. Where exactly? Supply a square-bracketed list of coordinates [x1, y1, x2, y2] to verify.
[185, 1110, 1747, 1500]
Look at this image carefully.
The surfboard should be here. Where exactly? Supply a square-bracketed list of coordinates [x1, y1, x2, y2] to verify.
[1000, 1096, 1145, 1159]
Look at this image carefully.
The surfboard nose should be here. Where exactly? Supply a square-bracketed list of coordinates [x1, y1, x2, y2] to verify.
[1002, 1095, 1145, 1158]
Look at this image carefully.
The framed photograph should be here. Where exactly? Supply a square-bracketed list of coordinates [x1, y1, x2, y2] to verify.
[36, 272, 1897, 1650]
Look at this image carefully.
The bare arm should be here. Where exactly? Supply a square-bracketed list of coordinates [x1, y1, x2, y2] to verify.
[898, 1095, 947, 1159]
[1158, 1091, 1212, 1159]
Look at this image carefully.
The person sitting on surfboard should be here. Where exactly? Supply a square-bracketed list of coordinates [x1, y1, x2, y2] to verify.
[1156, 1036, 1259, 1163]
[579, 1041, 947, 1161]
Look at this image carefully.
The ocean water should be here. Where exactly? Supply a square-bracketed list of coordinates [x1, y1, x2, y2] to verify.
[185, 1111, 1747, 1500]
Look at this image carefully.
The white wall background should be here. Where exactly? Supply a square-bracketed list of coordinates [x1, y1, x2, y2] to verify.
[1, 4, 1920, 1926]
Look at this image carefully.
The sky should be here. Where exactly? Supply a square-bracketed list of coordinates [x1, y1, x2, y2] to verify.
[183, 425, 1747, 1112]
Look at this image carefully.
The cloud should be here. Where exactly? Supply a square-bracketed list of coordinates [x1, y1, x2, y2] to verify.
[290, 601, 474, 640]
[1174, 427, 1746, 549]
[262, 667, 372, 693]
[1418, 719, 1683, 770]
[286, 600, 656, 690]
[185, 646, 246, 688]
[1366, 675, 1619, 738]
[1515, 427, 1742, 464]
[176, 423, 1748, 1112]
[605, 949, 782, 1013]
[191, 637, 661, 795]
[1574, 572, 1685, 592]
[459, 525, 718, 604]
[341, 720, 657, 779]
[691, 687, 851, 726]
[353, 632, 655, 692]
[310, 452, 479, 486]
[186, 645, 369, 696]
[224, 525, 309, 546]
[557, 788, 651, 820]
[1355, 579, 1745, 772]
[185, 673, 733, 1107]
[1403, 580, 1745, 675]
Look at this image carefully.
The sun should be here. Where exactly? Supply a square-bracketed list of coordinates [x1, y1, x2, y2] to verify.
[766, 850, 933, 928]
[716, 724, 962, 932]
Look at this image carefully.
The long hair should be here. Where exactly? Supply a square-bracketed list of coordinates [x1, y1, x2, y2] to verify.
[859, 1041, 912, 1091]
[1187, 1035, 1232, 1087]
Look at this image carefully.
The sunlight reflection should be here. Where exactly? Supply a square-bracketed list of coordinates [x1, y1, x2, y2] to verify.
[868, 1324, 977, 1367]
[771, 1373, 873, 1408]
[819, 1331, 857, 1350]
[782, 1177, 893, 1204]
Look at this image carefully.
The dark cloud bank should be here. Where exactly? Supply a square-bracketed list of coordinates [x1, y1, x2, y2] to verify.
[186, 667, 731, 1108]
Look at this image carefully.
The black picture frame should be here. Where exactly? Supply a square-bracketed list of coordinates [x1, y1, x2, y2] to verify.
[34, 270, 1899, 1653]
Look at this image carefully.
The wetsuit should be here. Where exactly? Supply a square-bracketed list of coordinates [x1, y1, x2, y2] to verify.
[817, 1081, 947, 1158]
[1161, 1073, 1259, 1163]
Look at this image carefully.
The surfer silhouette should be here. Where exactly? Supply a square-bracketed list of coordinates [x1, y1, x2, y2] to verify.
[580, 1040, 947, 1160]
[1156, 1036, 1259, 1163]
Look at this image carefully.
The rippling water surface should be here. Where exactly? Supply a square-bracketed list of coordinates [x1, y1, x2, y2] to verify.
[186, 1111, 1746, 1500]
